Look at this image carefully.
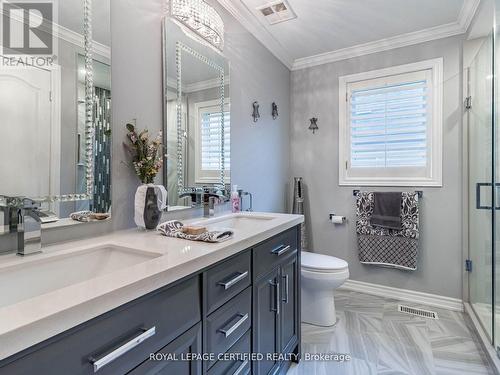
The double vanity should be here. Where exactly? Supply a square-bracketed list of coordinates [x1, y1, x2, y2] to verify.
[0, 1, 302, 374]
[0, 212, 303, 375]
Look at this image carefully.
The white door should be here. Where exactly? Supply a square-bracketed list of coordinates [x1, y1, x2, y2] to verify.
[0, 66, 53, 198]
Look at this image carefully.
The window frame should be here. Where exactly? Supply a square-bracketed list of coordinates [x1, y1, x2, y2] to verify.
[194, 99, 230, 184]
[338, 58, 443, 187]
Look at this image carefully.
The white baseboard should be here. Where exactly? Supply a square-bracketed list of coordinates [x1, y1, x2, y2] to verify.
[464, 303, 500, 375]
[339, 279, 464, 312]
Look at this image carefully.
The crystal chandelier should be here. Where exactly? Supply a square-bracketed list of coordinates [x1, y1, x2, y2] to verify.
[170, 0, 225, 51]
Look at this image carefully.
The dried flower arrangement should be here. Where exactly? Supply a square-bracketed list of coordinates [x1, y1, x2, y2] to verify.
[123, 123, 163, 184]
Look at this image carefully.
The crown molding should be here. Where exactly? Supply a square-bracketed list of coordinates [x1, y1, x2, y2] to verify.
[216, 0, 294, 69]
[217, 0, 480, 72]
[292, 0, 479, 71]
[292, 22, 464, 70]
[55, 25, 111, 60]
[166, 76, 230, 93]
[185, 76, 230, 93]
[458, 0, 481, 31]
[0, 5, 111, 60]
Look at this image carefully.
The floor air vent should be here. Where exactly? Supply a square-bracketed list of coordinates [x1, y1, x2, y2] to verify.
[398, 305, 439, 319]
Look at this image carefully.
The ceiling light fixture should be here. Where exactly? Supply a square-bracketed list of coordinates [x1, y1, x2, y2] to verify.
[170, 0, 225, 51]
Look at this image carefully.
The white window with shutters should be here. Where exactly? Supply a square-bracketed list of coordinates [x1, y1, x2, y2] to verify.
[194, 99, 230, 184]
[338, 58, 443, 186]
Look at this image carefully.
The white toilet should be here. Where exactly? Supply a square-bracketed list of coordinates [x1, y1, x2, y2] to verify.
[301, 251, 349, 326]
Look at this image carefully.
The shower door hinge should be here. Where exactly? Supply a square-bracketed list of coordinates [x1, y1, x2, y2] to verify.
[465, 96, 472, 110]
[465, 259, 473, 272]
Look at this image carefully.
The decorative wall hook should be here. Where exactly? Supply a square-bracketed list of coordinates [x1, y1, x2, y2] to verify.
[308, 118, 319, 134]
[272, 102, 279, 120]
[252, 101, 260, 122]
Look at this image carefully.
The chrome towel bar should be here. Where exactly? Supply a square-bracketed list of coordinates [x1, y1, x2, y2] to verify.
[352, 190, 423, 198]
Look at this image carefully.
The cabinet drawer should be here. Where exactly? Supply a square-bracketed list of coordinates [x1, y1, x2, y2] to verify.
[204, 251, 251, 315]
[0, 276, 201, 375]
[253, 227, 298, 279]
[207, 330, 251, 375]
[205, 287, 252, 369]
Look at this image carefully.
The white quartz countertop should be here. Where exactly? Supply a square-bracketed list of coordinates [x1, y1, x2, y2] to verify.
[0, 212, 303, 360]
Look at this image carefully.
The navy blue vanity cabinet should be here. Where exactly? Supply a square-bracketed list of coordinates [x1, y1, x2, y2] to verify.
[253, 267, 281, 375]
[0, 225, 301, 375]
[202, 250, 252, 374]
[252, 227, 301, 375]
[128, 323, 202, 375]
[0, 276, 202, 375]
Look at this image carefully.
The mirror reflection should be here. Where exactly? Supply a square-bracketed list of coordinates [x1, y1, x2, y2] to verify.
[163, 17, 230, 210]
[0, 0, 111, 226]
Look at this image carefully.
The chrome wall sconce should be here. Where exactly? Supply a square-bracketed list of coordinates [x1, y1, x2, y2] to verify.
[309, 118, 319, 134]
[252, 101, 260, 122]
[272, 102, 279, 120]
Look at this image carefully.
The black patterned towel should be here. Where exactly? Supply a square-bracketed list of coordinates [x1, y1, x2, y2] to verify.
[356, 192, 419, 271]
[157, 220, 234, 243]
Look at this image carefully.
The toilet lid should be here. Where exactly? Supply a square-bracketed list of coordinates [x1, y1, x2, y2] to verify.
[301, 251, 348, 271]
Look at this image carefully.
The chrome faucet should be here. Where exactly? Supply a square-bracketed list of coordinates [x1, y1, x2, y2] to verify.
[179, 187, 227, 218]
[203, 192, 224, 218]
[1, 197, 42, 256]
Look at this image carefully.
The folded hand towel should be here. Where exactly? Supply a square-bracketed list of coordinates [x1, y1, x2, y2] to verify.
[70, 211, 110, 222]
[371, 192, 402, 230]
[157, 220, 234, 243]
[70, 211, 92, 222]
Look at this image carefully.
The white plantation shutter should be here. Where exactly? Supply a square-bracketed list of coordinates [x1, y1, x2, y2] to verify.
[338, 59, 443, 186]
[350, 79, 428, 168]
[195, 100, 231, 183]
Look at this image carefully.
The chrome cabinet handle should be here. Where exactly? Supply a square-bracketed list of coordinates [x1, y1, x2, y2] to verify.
[90, 327, 156, 373]
[232, 359, 250, 375]
[282, 274, 289, 304]
[276, 281, 280, 315]
[270, 280, 277, 313]
[269, 279, 280, 314]
[218, 271, 249, 290]
[271, 244, 291, 256]
[218, 313, 249, 338]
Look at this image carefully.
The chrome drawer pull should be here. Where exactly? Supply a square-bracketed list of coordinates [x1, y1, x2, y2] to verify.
[233, 359, 250, 375]
[283, 274, 289, 304]
[90, 326, 156, 373]
[271, 244, 291, 256]
[218, 271, 249, 290]
[218, 313, 249, 338]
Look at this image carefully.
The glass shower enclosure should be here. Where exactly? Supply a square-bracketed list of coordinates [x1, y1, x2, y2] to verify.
[467, 0, 500, 355]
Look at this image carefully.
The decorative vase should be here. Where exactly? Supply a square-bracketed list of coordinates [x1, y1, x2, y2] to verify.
[134, 184, 167, 230]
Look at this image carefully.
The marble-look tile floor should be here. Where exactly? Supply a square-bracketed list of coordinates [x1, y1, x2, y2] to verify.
[288, 290, 494, 375]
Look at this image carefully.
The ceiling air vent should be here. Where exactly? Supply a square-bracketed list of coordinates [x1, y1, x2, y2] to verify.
[398, 305, 439, 319]
[257, 0, 296, 25]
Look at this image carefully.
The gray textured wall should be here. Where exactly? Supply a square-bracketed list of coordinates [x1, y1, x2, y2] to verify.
[110, 0, 291, 230]
[290, 35, 464, 299]
[111, 0, 291, 231]
[209, 1, 291, 213]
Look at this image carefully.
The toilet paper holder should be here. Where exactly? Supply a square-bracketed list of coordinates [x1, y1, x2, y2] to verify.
[329, 213, 347, 224]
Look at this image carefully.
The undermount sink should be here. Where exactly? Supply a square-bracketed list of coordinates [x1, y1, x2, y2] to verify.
[192, 213, 275, 231]
[0, 245, 161, 308]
